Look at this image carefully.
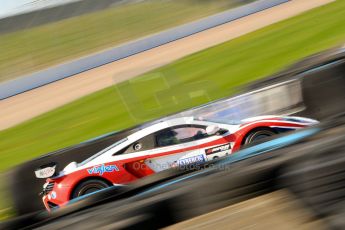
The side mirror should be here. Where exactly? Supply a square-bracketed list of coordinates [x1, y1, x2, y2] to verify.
[206, 125, 220, 135]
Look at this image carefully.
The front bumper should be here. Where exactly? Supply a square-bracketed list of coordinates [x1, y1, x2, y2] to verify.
[43, 195, 59, 211]
[41, 180, 71, 211]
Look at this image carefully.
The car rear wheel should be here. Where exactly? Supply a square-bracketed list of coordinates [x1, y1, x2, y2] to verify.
[243, 128, 276, 145]
[72, 179, 110, 198]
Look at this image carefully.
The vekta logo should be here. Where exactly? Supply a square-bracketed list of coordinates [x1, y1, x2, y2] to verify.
[87, 164, 119, 175]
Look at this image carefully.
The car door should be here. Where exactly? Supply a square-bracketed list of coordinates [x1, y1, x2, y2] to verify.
[109, 134, 157, 180]
[144, 125, 217, 172]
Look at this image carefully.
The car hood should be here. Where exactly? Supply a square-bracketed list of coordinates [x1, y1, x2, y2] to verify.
[62, 161, 78, 174]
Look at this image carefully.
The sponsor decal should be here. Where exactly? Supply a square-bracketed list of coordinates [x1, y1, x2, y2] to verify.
[205, 144, 231, 155]
[176, 155, 205, 166]
[87, 164, 119, 175]
[35, 165, 56, 178]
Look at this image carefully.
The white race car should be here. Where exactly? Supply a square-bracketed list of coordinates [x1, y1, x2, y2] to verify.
[35, 115, 318, 210]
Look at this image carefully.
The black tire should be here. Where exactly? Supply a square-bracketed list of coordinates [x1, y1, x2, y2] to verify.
[72, 179, 110, 198]
[243, 128, 276, 145]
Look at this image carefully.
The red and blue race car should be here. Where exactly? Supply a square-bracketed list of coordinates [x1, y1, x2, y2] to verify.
[35, 115, 318, 210]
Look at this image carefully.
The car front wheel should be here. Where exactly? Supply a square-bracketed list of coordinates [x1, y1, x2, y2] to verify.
[72, 179, 110, 198]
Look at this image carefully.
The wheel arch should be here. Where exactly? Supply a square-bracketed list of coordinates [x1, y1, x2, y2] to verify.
[240, 126, 277, 146]
[69, 176, 113, 200]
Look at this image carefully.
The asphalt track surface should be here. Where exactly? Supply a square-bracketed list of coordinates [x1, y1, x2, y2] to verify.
[0, 0, 334, 131]
[165, 191, 326, 230]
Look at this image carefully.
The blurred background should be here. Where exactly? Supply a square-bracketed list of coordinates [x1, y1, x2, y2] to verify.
[0, 0, 345, 227]
[0, 0, 252, 82]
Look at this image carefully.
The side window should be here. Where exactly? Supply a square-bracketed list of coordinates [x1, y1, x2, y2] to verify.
[113, 134, 155, 156]
[156, 125, 209, 147]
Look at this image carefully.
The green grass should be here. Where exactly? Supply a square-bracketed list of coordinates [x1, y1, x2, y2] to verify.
[0, 173, 14, 221]
[0, 0, 245, 82]
[1, 0, 345, 219]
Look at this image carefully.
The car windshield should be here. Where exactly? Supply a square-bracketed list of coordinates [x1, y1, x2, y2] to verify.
[78, 138, 128, 166]
[196, 117, 241, 125]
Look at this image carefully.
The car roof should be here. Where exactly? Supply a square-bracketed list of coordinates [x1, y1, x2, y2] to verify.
[127, 117, 196, 141]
